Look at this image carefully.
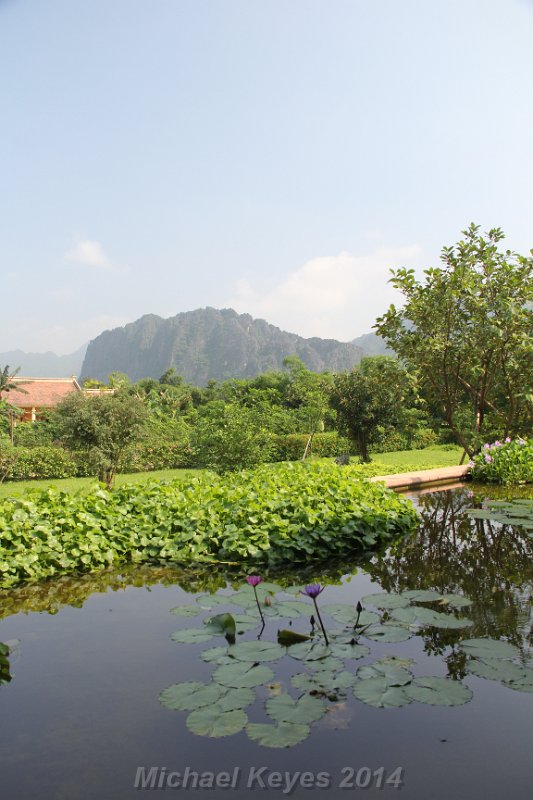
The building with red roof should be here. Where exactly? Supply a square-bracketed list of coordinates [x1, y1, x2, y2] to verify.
[6, 377, 82, 422]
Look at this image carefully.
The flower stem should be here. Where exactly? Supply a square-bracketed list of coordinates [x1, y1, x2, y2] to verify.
[312, 598, 329, 646]
[253, 585, 265, 625]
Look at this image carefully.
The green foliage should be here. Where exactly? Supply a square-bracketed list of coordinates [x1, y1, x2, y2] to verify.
[272, 432, 351, 461]
[191, 402, 275, 473]
[0, 461, 418, 588]
[375, 224, 533, 456]
[470, 438, 533, 484]
[53, 391, 148, 487]
[0, 444, 78, 482]
[120, 417, 193, 472]
[332, 356, 421, 462]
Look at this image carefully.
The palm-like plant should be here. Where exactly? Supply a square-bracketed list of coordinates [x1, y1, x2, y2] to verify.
[0, 365, 26, 399]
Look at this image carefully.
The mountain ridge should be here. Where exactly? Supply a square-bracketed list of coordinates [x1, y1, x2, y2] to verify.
[80, 307, 367, 384]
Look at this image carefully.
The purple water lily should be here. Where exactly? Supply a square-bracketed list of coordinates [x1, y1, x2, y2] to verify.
[301, 583, 324, 599]
[301, 584, 328, 645]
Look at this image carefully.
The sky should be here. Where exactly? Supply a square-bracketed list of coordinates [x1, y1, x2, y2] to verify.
[1, 0, 532, 354]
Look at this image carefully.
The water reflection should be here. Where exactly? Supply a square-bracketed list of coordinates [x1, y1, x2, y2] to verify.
[367, 487, 533, 665]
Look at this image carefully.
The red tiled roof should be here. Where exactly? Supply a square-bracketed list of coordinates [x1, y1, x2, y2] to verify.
[4, 378, 81, 409]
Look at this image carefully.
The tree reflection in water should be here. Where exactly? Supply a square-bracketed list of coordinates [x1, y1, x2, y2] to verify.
[366, 487, 533, 676]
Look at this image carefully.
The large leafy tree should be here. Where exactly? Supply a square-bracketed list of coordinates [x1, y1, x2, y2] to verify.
[331, 356, 418, 462]
[375, 224, 533, 456]
[54, 392, 148, 487]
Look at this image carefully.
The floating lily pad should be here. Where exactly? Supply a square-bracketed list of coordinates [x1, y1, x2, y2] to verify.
[322, 603, 380, 625]
[357, 661, 413, 686]
[459, 638, 520, 660]
[467, 658, 533, 692]
[201, 645, 230, 663]
[216, 687, 255, 711]
[329, 641, 371, 659]
[159, 681, 222, 711]
[307, 656, 345, 673]
[195, 594, 228, 610]
[401, 589, 445, 603]
[360, 592, 411, 610]
[363, 624, 411, 643]
[391, 606, 473, 629]
[438, 594, 473, 610]
[405, 676, 472, 706]
[170, 604, 202, 617]
[266, 600, 309, 619]
[291, 670, 355, 693]
[286, 642, 333, 661]
[186, 706, 247, 737]
[213, 661, 274, 689]
[266, 693, 325, 725]
[247, 721, 310, 748]
[204, 613, 236, 639]
[229, 641, 285, 663]
[170, 628, 214, 644]
[353, 677, 412, 708]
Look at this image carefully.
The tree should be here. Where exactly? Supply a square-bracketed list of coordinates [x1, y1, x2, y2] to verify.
[191, 402, 274, 473]
[374, 224, 533, 456]
[54, 392, 148, 488]
[0, 366, 26, 444]
[331, 356, 418, 462]
[283, 357, 334, 459]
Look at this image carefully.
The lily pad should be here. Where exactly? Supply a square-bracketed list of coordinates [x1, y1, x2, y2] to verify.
[459, 638, 520, 660]
[229, 641, 285, 663]
[247, 721, 310, 748]
[204, 613, 236, 639]
[329, 641, 371, 659]
[213, 661, 274, 689]
[291, 670, 355, 693]
[170, 604, 202, 617]
[360, 592, 411, 610]
[467, 658, 533, 692]
[266, 693, 325, 725]
[170, 628, 214, 644]
[287, 642, 333, 661]
[401, 589, 445, 603]
[353, 677, 412, 708]
[186, 706, 247, 738]
[357, 661, 413, 686]
[201, 645, 231, 663]
[363, 624, 412, 643]
[216, 687, 255, 711]
[322, 603, 381, 625]
[159, 681, 222, 711]
[195, 594, 228, 610]
[266, 600, 309, 619]
[405, 676, 472, 706]
[391, 606, 473, 629]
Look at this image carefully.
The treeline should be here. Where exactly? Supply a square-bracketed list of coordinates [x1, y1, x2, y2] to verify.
[0, 356, 439, 485]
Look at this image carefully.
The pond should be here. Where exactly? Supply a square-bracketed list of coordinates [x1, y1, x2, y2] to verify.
[0, 485, 532, 799]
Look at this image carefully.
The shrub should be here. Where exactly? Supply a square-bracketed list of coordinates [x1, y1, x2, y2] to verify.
[192, 403, 275, 473]
[0, 461, 418, 587]
[470, 437, 533, 485]
[0, 445, 78, 481]
[371, 428, 439, 454]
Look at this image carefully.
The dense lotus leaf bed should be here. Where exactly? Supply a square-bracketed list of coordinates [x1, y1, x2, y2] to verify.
[0, 462, 418, 588]
[467, 499, 533, 531]
[160, 582, 533, 748]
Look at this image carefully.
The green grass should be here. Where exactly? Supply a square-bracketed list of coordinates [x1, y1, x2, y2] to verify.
[0, 446, 464, 499]
[372, 445, 463, 471]
[0, 468, 198, 499]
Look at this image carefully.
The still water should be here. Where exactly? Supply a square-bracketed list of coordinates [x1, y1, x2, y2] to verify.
[0, 486, 532, 799]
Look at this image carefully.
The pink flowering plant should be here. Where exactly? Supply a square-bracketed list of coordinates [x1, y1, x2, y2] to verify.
[470, 437, 533, 485]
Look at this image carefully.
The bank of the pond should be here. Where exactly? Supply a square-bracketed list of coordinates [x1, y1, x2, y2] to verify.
[0, 461, 417, 589]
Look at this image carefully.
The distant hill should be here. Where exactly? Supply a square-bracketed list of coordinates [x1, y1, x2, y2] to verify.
[80, 308, 366, 385]
[351, 332, 391, 357]
[0, 344, 87, 378]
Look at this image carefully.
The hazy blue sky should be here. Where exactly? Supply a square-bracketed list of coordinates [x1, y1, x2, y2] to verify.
[2, 0, 532, 353]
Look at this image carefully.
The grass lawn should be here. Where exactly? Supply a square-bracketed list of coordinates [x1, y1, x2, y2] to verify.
[0, 446, 464, 499]
[0, 468, 198, 500]
[372, 445, 464, 471]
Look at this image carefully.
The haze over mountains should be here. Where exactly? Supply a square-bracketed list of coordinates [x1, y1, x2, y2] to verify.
[2, 309, 389, 385]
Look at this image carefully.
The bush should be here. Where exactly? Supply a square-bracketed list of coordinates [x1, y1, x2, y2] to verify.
[470, 437, 533, 485]
[192, 403, 275, 473]
[0, 445, 79, 481]
[272, 432, 352, 461]
[12, 421, 55, 448]
[371, 428, 439, 454]
[0, 461, 418, 587]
